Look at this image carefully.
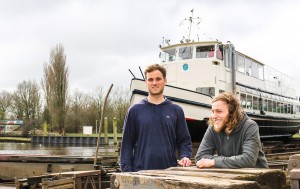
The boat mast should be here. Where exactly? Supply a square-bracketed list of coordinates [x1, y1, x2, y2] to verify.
[182, 9, 201, 42]
[187, 9, 194, 41]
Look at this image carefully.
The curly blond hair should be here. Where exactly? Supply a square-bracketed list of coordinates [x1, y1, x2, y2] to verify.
[208, 92, 244, 130]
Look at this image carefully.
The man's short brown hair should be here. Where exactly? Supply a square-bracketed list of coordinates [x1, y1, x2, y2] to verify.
[144, 64, 167, 79]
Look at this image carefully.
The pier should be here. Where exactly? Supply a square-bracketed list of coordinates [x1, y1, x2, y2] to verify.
[30, 135, 121, 145]
[31, 136, 102, 145]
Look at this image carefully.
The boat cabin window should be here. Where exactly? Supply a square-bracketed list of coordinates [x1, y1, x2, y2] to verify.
[252, 61, 259, 78]
[196, 87, 215, 96]
[236, 54, 245, 73]
[196, 46, 214, 58]
[240, 93, 247, 108]
[246, 95, 252, 109]
[276, 102, 282, 113]
[258, 64, 264, 80]
[287, 104, 291, 113]
[253, 96, 258, 110]
[268, 100, 272, 112]
[216, 45, 223, 60]
[291, 105, 295, 114]
[161, 48, 176, 62]
[283, 104, 287, 113]
[178, 46, 193, 60]
[245, 59, 252, 76]
[272, 101, 277, 112]
[263, 99, 268, 111]
[236, 54, 264, 80]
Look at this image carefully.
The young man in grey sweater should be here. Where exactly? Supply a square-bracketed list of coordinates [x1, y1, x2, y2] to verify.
[195, 92, 268, 168]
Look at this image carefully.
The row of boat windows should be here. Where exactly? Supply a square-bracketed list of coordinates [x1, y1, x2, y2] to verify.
[161, 45, 264, 81]
[240, 93, 299, 114]
[239, 86, 295, 103]
[223, 52, 264, 80]
[160, 45, 223, 62]
[196, 86, 300, 113]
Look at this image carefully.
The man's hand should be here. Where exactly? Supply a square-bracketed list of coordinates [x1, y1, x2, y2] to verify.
[196, 159, 215, 168]
[177, 157, 191, 167]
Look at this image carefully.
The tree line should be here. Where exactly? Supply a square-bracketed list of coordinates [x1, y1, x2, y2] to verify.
[0, 44, 130, 136]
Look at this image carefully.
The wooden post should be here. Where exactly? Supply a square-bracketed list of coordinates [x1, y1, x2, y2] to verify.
[113, 117, 117, 144]
[104, 117, 108, 145]
[43, 121, 47, 136]
[93, 84, 113, 171]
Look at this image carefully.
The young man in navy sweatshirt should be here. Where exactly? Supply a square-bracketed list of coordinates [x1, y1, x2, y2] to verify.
[120, 64, 192, 172]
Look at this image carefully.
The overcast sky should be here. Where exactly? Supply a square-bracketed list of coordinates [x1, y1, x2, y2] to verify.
[1, 0, 300, 96]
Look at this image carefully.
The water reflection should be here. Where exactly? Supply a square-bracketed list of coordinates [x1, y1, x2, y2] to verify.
[0, 142, 119, 157]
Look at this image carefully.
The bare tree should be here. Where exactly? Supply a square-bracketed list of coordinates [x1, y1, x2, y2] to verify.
[92, 86, 105, 128]
[12, 80, 40, 135]
[42, 44, 69, 135]
[67, 89, 86, 133]
[0, 90, 13, 120]
[110, 86, 130, 132]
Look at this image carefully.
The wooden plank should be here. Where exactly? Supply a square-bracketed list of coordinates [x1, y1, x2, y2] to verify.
[41, 177, 74, 189]
[111, 167, 287, 189]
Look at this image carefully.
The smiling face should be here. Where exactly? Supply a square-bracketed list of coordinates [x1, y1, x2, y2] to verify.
[211, 100, 230, 133]
[145, 70, 166, 96]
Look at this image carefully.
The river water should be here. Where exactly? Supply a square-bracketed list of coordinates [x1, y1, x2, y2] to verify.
[0, 142, 200, 157]
[0, 142, 119, 157]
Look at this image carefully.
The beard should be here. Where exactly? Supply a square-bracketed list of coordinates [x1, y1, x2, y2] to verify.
[211, 117, 229, 133]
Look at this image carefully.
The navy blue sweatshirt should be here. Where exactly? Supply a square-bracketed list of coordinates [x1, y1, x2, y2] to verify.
[120, 98, 192, 172]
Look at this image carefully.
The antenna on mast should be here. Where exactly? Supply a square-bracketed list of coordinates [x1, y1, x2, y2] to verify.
[187, 9, 194, 41]
[180, 9, 202, 42]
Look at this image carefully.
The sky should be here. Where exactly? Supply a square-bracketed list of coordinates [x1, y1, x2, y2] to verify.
[1, 0, 300, 96]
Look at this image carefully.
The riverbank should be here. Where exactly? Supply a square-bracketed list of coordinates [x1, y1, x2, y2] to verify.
[0, 133, 123, 143]
[0, 137, 31, 142]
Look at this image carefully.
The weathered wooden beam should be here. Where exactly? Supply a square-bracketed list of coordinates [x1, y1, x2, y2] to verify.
[111, 167, 287, 189]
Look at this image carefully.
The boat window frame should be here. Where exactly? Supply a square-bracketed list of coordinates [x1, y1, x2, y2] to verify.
[216, 44, 223, 60]
[236, 54, 245, 73]
[196, 45, 215, 59]
[240, 93, 247, 109]
[253, 96, 259, 110]
[272, 101, 277, 112]
[246, 94, 253, 109]
[263, 98, 268, 112]
[161, 48, 176, 62]
[178, 46, 193, 60]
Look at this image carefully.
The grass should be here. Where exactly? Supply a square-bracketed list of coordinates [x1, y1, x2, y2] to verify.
[0, 137, 31, 142]
[65, 133, 123, 137]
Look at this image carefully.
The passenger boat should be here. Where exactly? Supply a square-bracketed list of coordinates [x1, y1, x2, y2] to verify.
[129, 12, 300, 142]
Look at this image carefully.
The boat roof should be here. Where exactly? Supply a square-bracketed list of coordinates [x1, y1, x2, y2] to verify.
[161, 40, 265, 66]
[160, 40, 221, 50]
